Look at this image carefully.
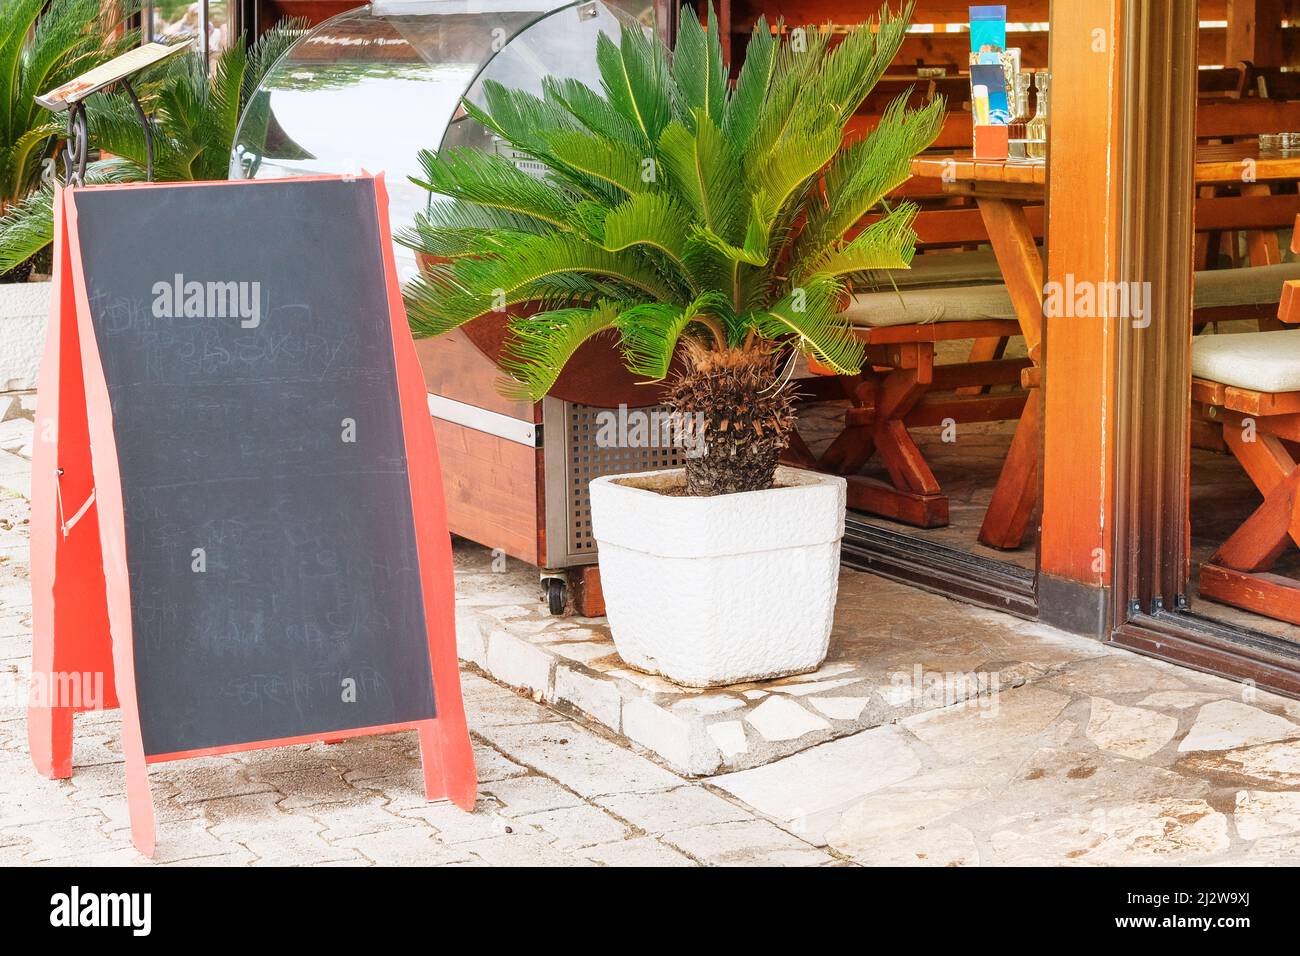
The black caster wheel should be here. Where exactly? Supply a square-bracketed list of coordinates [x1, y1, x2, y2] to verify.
[544, 577, 567, 616]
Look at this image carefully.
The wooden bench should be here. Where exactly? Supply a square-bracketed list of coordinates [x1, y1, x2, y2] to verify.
[786, 315, 1029, 528]
[1193, 279, 1300, 625]
[791, 92, 1300, 541]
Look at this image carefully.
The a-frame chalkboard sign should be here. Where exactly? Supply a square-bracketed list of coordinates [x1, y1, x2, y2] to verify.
[27, 175, 477, 856]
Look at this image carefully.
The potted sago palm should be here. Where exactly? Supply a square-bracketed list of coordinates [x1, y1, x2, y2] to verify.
[403, 2, 942, 685]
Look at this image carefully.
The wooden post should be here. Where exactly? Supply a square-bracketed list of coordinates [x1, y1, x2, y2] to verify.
[1040, 0, 1199, 635]
[1037, 0, 1125, 633]
[1226, 0, 1284, 68]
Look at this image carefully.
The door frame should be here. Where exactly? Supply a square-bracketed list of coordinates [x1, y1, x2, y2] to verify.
[1101, 0, 1300, 696]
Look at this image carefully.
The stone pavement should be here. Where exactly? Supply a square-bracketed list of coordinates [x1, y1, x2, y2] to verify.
[4, 400, 1300, 863]
[455, 541, 1096, 775]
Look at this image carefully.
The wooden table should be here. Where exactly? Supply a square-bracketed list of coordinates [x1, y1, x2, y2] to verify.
[908, 155, 1045, 550]
[1193, 142, 1300, 268]
[908, 140, 1300, 550]
[913, 140, 1300, 191]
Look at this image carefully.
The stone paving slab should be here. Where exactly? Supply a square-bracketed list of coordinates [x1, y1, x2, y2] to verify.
[453, 541, 1108, 775]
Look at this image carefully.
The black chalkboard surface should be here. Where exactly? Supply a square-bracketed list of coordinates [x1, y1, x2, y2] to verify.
[71, 179, 436, 756]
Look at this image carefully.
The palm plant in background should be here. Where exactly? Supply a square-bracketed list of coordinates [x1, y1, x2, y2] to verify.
[0, 0, 137, 278]
[403, 2, 943, 495]
[0, 19, 305, 275]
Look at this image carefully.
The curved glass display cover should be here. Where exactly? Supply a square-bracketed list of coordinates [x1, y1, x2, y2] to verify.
[230, 0, 656, 282]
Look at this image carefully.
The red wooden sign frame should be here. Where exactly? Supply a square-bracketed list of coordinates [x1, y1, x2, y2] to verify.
[27, 175, 477, 857]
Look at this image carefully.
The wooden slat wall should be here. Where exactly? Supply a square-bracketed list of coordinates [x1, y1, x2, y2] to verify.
[725, 0, 1300, 69]
[262, 1, 1300, 71]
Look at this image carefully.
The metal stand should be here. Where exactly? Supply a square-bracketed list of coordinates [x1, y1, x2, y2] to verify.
[61, 102, 88, 186]
[120, 78, 155, 182]
[59, 79, 156, 187]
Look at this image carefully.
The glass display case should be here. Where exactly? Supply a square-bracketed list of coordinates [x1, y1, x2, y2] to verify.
[230, 0, 658, 281]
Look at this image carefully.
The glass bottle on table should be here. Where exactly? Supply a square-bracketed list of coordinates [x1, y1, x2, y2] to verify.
[1007, 71, 1033, 158]
[1026, 71, 1050, 160]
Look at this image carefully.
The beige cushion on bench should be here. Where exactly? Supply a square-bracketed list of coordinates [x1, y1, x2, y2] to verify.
[1192, 329, 1300, 392]
[889, 249, 1005, 288]
[1194, 261, 1300, 310]
[846, 260, 1300, 330]
[843, 283, 1017, 327]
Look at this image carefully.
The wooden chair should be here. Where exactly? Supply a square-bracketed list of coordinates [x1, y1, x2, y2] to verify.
[1194, 96, 1300, 271]
[1193, 279, 1300, 625]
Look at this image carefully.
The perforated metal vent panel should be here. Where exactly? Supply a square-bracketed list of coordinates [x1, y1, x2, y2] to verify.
[497, 142, 549, 180]
[561, 402, 684, 562]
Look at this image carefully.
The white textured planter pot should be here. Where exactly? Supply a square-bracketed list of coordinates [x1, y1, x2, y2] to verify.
[589, 466, 847, 687]
[0, 279, 51, 392]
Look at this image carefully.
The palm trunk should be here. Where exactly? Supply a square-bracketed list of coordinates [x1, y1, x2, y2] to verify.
[668, 343, 798, 496]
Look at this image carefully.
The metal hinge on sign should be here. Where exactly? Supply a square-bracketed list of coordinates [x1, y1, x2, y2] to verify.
[55, 468, 96, 538]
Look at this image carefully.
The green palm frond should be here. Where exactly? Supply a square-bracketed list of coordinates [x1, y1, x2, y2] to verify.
[544, 130, 654, 198]
[242, 20, 302, 106]
[405, 2, 936, 400]
[601, 190, 704, 289]
[0, 184, 53, 273]
[405, 231, 680, 336]
[814, 3, 912, 124]
[749, 275, 864, 375]
[750, 103, 842, 225]
[595, 23, 672, 149]
[670, 4, 726, 130]
[412, 147, 576, 229]
[807, 201, 919, 281]
[0, 160, 136, 272]
[796, 93, 944, 267]
[722, 15, 775, 153]
[397, 196, 556, 250]
[620, 291, 731, 379]
[690, 218, 768, 267]
[658, 110, 744, 243]
[543, 76, 641, 145]
[499, 300, 623, 400]
[465, 81, 582, 166]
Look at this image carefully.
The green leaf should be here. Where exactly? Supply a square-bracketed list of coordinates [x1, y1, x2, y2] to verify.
[544, 129, 653, 198]
[671, 6, 726, 130]
[601, 190, 703, 289]
[751, 103, 842, 225]
[499, 301, 623, 400]
[723, 14, 776, 153]
[404, 232, 679, 337]
[0, 183, 53, 272]
[812, 201, 918, 280]
[690, 221, 768, 267]
[797, 93, 944, 267]
[814, 3, 912, 123]
[595, 24, 671, 149]
[0, 159, 135, 271]
[544, 75, 640, 145]
[749, 275, 863, 375]
[469, 79, 582, 154]
[411, 147, 576, 229]
[619, 291, 731, 380]
[658, 110, 744, 243]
